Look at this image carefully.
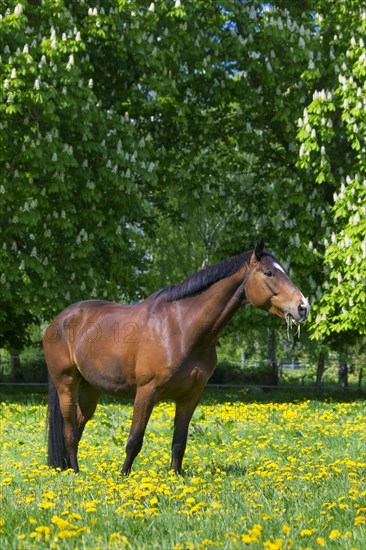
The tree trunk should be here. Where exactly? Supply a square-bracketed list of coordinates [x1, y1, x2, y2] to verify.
[316, 351, 325, 389]
[267, 328, 278, 386]
[10, 352, 23, 382]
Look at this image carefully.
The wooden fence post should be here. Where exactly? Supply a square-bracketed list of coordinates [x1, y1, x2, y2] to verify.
[316, 351, 325, 389]
[358, 368, 363, 391]
[338, 358, 348, 390]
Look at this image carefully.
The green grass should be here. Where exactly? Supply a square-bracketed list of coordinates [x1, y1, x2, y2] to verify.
[1, 389, 365, 549]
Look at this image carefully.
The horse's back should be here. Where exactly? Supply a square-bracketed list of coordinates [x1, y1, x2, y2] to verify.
[44, 300, 135, 347]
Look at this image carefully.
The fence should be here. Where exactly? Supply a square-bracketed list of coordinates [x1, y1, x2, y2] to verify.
[0, 352, 364, 391]
[0, 353, 48, 384]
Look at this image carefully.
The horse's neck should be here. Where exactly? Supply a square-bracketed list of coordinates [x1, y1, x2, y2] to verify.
[181, 267, 247, 343]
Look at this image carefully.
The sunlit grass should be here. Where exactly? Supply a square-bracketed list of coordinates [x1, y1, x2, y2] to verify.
[1, 395, 365, 549]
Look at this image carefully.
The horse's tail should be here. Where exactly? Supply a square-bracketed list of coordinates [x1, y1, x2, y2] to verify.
[47, 377, 70, 469]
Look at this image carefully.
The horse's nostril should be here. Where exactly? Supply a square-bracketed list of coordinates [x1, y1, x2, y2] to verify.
[298, 303, 308, 318]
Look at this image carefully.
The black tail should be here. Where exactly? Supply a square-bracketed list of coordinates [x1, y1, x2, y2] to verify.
[47, 377, 70, 469]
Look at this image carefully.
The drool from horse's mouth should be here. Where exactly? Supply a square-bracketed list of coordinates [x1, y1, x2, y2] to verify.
[286, 314, 301, 339]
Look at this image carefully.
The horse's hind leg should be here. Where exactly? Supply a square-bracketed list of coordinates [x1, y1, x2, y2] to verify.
[57, 367, 82, 471]
[48, 373, 99, 472]
[76, 379, 101, 441]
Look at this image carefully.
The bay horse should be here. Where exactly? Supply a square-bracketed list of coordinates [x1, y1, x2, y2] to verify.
[44, 239, 309, 475]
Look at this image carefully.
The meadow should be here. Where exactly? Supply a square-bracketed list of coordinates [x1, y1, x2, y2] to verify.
[1, 389, 365, 549]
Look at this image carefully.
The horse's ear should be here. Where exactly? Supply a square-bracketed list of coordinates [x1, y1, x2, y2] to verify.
[254, 238, 265, 260]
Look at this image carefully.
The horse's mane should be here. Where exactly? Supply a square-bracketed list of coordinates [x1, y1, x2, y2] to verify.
[156, 250, 256, 302]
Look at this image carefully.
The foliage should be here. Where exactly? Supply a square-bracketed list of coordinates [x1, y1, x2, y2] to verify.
[0, 0, 156, 350]
[297, 1, 366, 338]
[0, 0, 365, 354]
[143, 0, 328, 283]
[210, 360, 277, 386]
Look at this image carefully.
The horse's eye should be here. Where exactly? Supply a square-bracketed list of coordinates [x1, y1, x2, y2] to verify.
[264, 270, 273, 277]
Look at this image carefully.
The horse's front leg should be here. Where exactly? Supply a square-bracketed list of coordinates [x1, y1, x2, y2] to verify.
[121, 386, 156, 475]
[171, 394, 203, 475]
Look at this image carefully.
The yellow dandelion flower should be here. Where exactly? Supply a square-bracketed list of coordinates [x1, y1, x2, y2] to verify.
[38, 501, 55, 509]
[211, 501, 222, 509]
[109, 532, 129, 546]
[300, 528, 316, 536]
[57, 529, 79, 539]
[1, 477, 13, 485]
[35, 526, 51, 541]
[68, 512, 82, 521]
[248, 524, 262, 537]
[329, 529, 342, 540]
[51, 516, 69, 529]
[263, 539, 283, 550]
[42, 491, 57, 499]
[316, 537, 326, 546]
[199, 539, 216, 547]
[323, 502, 336, 509]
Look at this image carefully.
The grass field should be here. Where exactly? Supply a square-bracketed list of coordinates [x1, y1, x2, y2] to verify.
[1, 389, 365, 549]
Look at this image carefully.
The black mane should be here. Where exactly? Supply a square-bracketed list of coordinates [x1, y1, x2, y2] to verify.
[158, 251, 254, 302]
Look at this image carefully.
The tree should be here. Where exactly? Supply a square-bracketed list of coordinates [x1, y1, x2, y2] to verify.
[0, 1, 156, 351]
[297, 0, 366, 338]
[2, 0, 363, 360]
[142, 0, 329, 285]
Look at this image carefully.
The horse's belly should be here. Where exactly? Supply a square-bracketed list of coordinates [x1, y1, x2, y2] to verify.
[77, 355, 137, 398]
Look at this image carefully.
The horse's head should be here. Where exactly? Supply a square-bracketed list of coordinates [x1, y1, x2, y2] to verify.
[245, 239, 310, 324]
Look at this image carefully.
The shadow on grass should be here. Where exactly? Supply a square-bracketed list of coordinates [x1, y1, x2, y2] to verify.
[0, 383, 364, 406]
[201, 386, 365, 405]
[212, 462, 248, 476]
